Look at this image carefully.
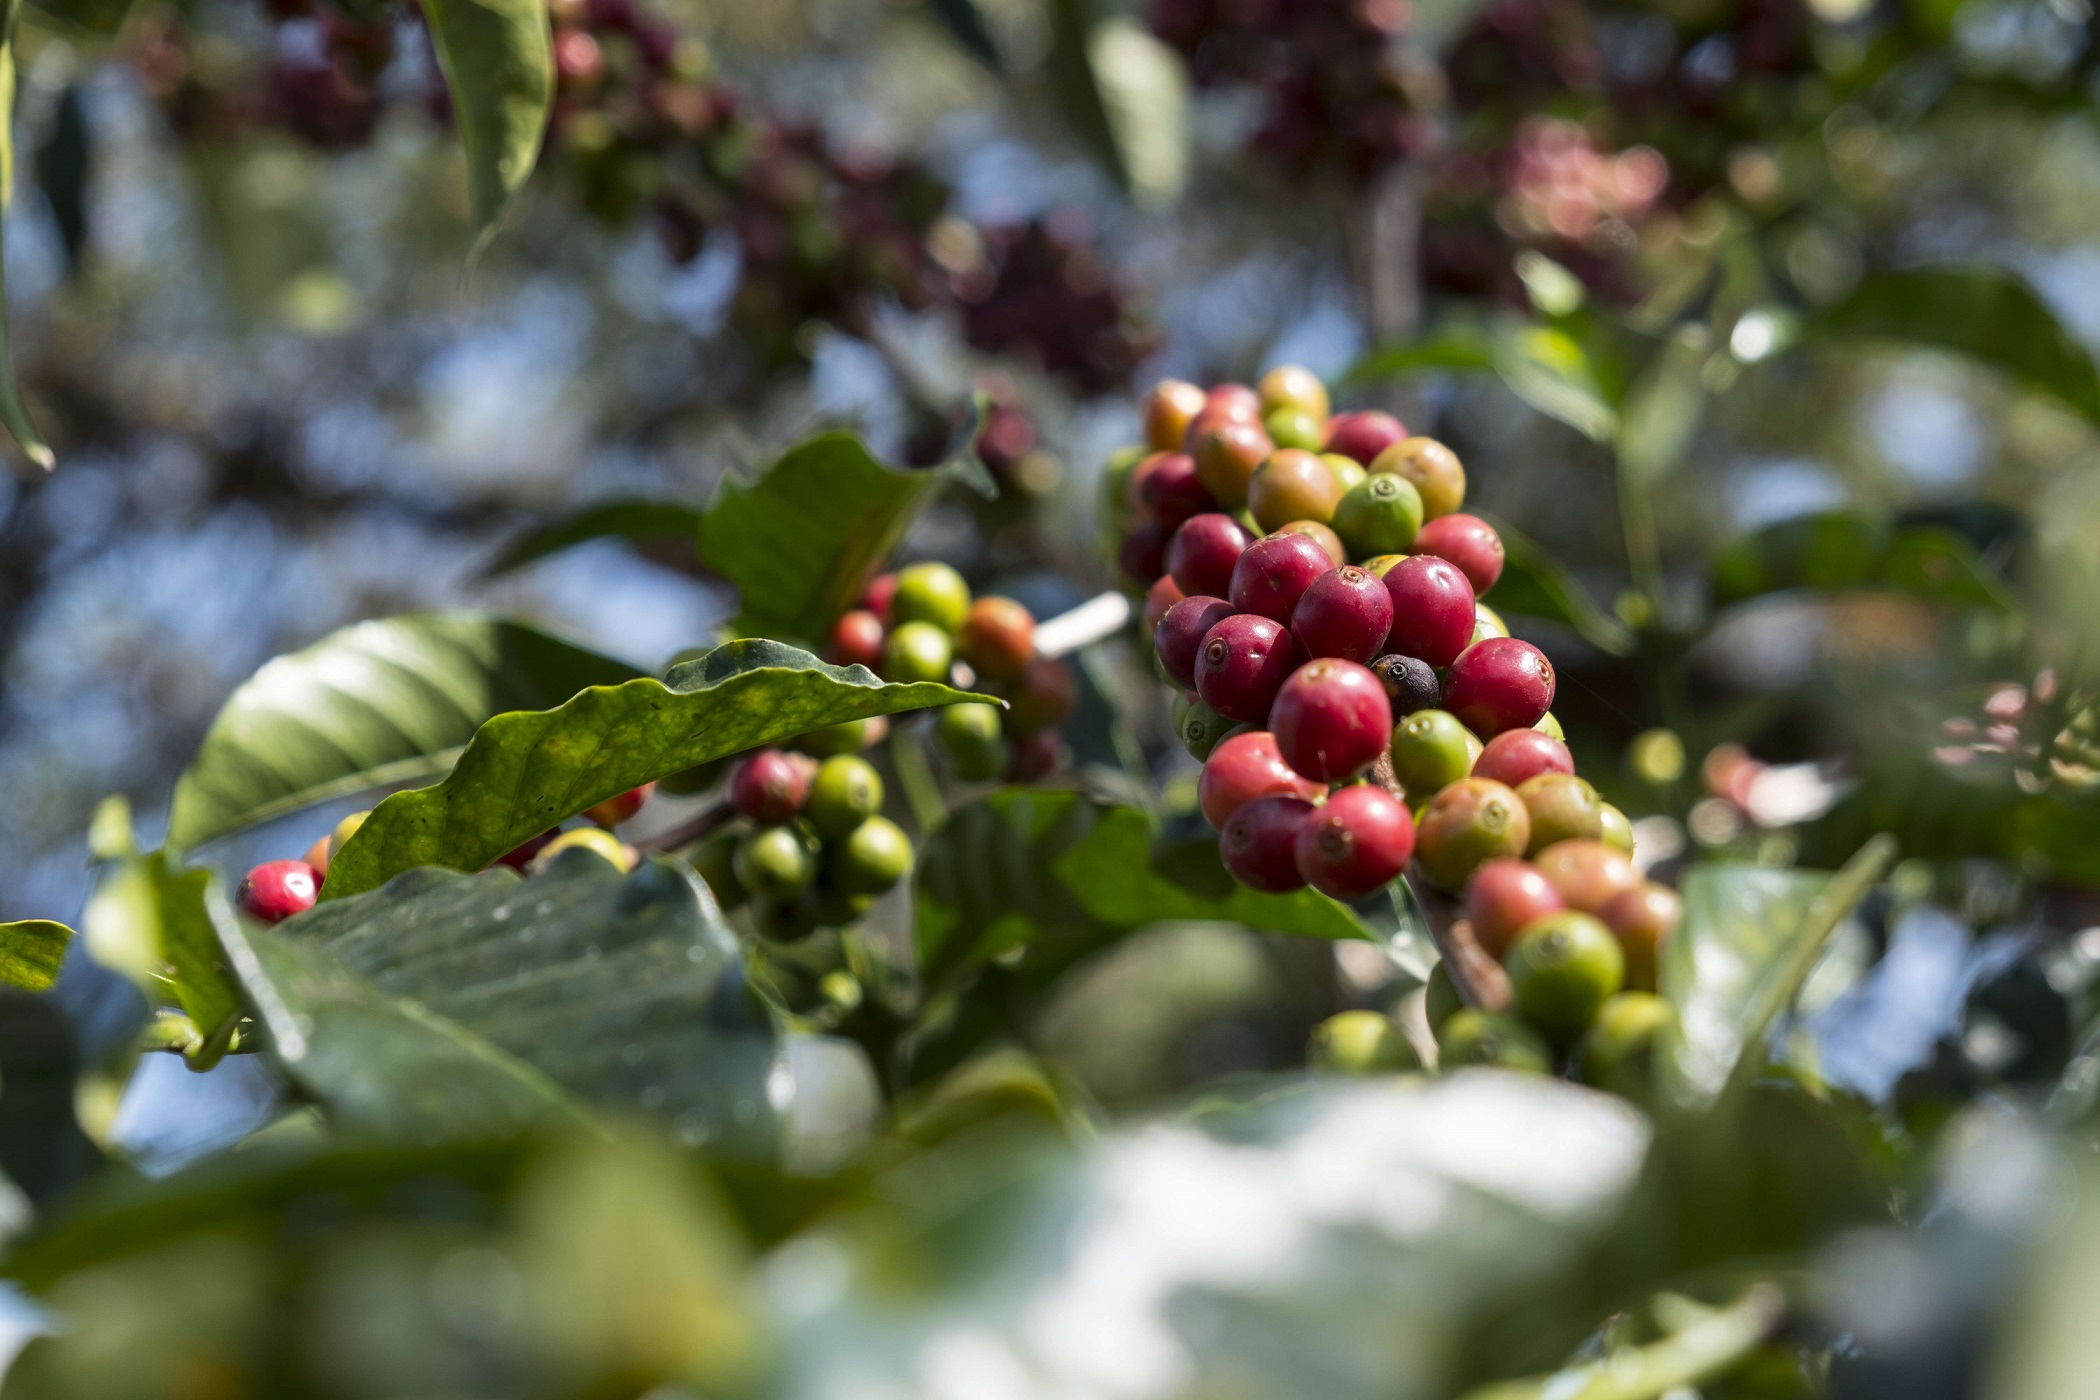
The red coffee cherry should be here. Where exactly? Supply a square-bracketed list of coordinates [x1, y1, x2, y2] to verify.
[1189, 418, 1273, 506]
[731, 749, 811, 822]
[862, 572, 898, 624]
[1155, 596, 1238, 690]
[1270, 659, 1393, 783]
[1322, 409, 1408, 465]
[1472, 728, 1573, 789]
[1204, 382, 1264, 422]
[237, 859, 322, 924]
[1143, 574, 1186, 636]
[1118, 517, 1170, 583]
[1005, 656, 1077, 735]
[584, 783, 654, 828]
[1229, 533, 1334, 624]
[1443, 637, 1556, 736]
[1198, 730, 1323, 828]
[1220, 793, 1317, 892]
[1465, 857, 1565, 961]
[1534, 839, 1641, 915]
[1291, 564, 1393, 663]
[828, 609, 886, 670]
[1142, 379, 1208, 451]
[495, 830, 556, 870]
[957, 596, 1036, 679]
[1413, 513, 1505, 595]
[1006, 728, 1066, 782]
[1123, 451, 1172, 518]
[1140, 452, 1217, 532]
[1167, 513, 1253, 598]
[1601, 882, 1682, 993]
[1195, 612, 1304, 724]
[1295, 785, 1415, 899]
[1381, 555, 1476, 668]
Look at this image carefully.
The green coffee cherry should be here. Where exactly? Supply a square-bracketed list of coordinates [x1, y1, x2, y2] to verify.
[1310, 1010, 1421, 1074]
[1424, 960, 1462, 1031]
[1264, 406, 1325, 451]
[1322, 453, 1368, 495]
[835, 816, 913, 895]
[1506, 911, 1625, 1043]
[1599, 802, 1634, 855]
[813, 885, 875, 927]
[1437, 1010, 1551, 1073]
[891, 562, 972, 632]
[733, 825, 818, 901]
[937, 702, 1010, 781]
[808, 755, 884, 838]
[795, 717, 884, 756]
[1332, 472, 1424, 558]
[1472, 602, 1510, 643]
[687, 828, 748, 909]
[1172, 692, 1240, 761]
[752, 891, 823, 941]
[530, 826, 634, 874]
[1099, 444, 1147, 527]
[1516, 772, 1605, 854]
[1534, 711, 1565, 741]
[883, 621, 955, 684]
[1578, 991, 1672, 1100]
[1389, 708, 1479, 801]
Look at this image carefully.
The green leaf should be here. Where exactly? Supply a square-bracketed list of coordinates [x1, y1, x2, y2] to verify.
[1461, 1285, 1784, 1400]
[1044, 0, 1189, 206]
[323, 640, 989, 900]
[1709, 510, 2017, 612]
[1482, 516, 1637, 656]
[1494, 323, 1620, 441]
[1342, 327, 1498, 387]
[479, 498, 709, 578]
[1614, 330, 1708, 491]
[167, 614, 642, 854]
[422, 0, 553, 256]
[0, 0, 51, 473]
[0, 922, 71, 993]
[702, 431, 992, 648]
[1806, 265, 2100, 426]
[80, 852, 244, 1038]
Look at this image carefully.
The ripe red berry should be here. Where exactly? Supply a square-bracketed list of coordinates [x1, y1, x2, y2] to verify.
[1143, 574, 1186, 636]
[1229, 533, 1334, 624]
[1414, 514, 1505, 595]
[862, 573, 898, 624]
[1220, 793, 1316, 892]
[1198, 730, 1323, 828]
[1195, 612, 1303, 723]
[1322, 410, 1407, 465]
[1534, 839, 1640, 915]
[1382, 555, 1476, 668]
[1142, 379, 1208, 451]
[1291, 564, 1393, 663]
[1006, 728, 1065, 781]
[957, 596, 1036, 679]
[1140, 452, 1216, 531]
[1155, 596, 1238, 689]
[1443, 638, 1556, 736]
[1005, 656, 1077, 735]
[828, 609, 885, 670]
[1270, 659, 1393, 782]
[495, 830, 556, 870]
[1167, 513, 1252, 598]
[731, 749, 810, 822]
[1124, 451, 1171, 517]
[1472, 728, 1573, 789]
[1601, 882, 1682, 993]
[1295, 785, 1415, 899]
[1205, 382, 1263, 422]
[1118, 518, 1170, 583]
[1465, 858, 1565, 961]
[237, 859, 322, 924]
[584, 783, 654, 828]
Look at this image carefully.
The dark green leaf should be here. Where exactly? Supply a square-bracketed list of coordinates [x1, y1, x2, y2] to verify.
[1614, 330, 1708, 490]
[1709, 510, 2016, 612]
[1461, 1285, 1784, 1400]
[1875, 523, 2020, 611]
[926, 0, 1003, 69]
[1342, 328, 1498, 387]
[480, 498, 708, 578]
[80, 852, 244, 1037]
[422, 0, 553, 255]
[0, 990, 100, 1209]
[1044, 0, 1188, 205]
[0, 0, 51, 472]
[166, 613, 643, 854]
[0, 921, 71, 993]
[1482, 517, 1636, 656]
[32, 83, 88, 275]
[323, 640, 988, 900]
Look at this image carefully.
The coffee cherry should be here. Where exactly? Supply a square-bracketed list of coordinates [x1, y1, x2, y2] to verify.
[1198, 730, 1323, 827]
[1248, 449, 1344, 531]
[795, 717, 886, 756]
[1388, 708, 1478, 798]
[236, 859, 322, 923]
[1471, 603, 1510, 644]
[1173, 691, 1241, 759]
[937, 702, 1010, 780]
[1369, 654, 1441, 716]
[882, 621, 956, 684]
[1371, 437, 1466, 519]
[1229, 533, 1333, 624]
[1189, 419, 1273, 506]
[1005, 728, 1065, 781]
[1357, 553, 1405, 577]
[1600, 882, 1681, 993]
[1156, 595, 1238, 689]
[1382, 556, 1476, 668]
[584, 782, 654, 829]
[1271, 659, 1392, 782]
[731, 749, 811, 822]
[891, 561, 972, 631]
[305, 810, 368, 876]
[1535, 711, 1564, 741]
[1415, 778, 1531, 891]
[1005, 656, 1076, 734]
[834, 815, 913, 894]
[1579, 992, 1672, 1098]
[1143, 574, 1187, 635]
[1220, 793, 1316, 892]
[1599, 803, 1635, 855]
[1195, 613, 1304, 723]
[1257, 363, 1331, 421]
[1324, 454, 1368, 494]
[1123, 451, 1171, 517]
[808, 755, 884, 838]
[1533, 839, 1641, 914]
[1414, 513, 1504, 595]
[1473, 728, 1572, 789]
[495, 829, 557, 870]
[1323, 409, 1408, 465]
[829, 609, 886, 669]
[1272, 519, 1346, 566]
[1205, 382, 1263, 422]
[1167, 512, 1253, 598]
[1438, 1009, 1551, 1072]
[1295, 783, 1414, 898]
[1142, 378, 1208, 450]
[1139, 452, 1216, 532]
[1332, 473, 1424, 558]
[1118, 517, 1170, 583]
[1425, 960, 1462, 1029]
[812, 887, 875, 929]
[1264, 407, 1325, 451]
[752, 891, 823, 941]
[687, 829, 746, 909]
[1291, 565, 1394, 663]
[531, 827, 637, 874]
[1465, 857, 1565, 960]
[1506, 910, 1623, 1043]
[1517, 773, 1605, 853]
[1310, 1009, 1419, 1073]
[957, 596, 1036, 679]
[734, 825, 818, 900]
[862, 572, 898, 623]
[1443, 638, 1555, 736]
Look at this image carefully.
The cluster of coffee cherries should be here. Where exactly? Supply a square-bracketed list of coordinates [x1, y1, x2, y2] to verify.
[826, 562, 1076, 785]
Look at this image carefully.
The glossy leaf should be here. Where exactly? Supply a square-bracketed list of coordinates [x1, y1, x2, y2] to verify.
[167, 614, 644, 854]
[1614, 330, 1707, 491]
[323, 640, 988, 900]
[1710, 510, 2017, 612]
[1483, 516, 1636, 656]
[80, 852, 243, 1038]
[0, 921, 71, 993]
[1342, 327, 1497, 387]
[1494, 323, 1620, 441]
[422, 0, 553, 255]
[1045, 0, 1189, 206]
[0, 0, 51, 472]
[480, 498, 708, 578]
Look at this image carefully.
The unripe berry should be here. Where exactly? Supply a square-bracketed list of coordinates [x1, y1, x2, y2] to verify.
[1189, 419, 1273, 506]
[1324, 454, 1368, 494]
[1248, 449, 1344, 531]
[1229, 533, 1333, 624]
[1533, 839, 1641, 915]
[1382, 556, 1476, 668]
[1155, 595, 1237, 689]
[531, 827, 636, 874]
[1198, 730, 1323, 828]
[1118, 518, 1170, 583]
[1369, 654, 1441, 717]
[882, 620, 955, 684]
[794, 717, 885, 757]
[1143, 574, 1186, 635]
[1167, 513, 1252, 598]
[956, 596, 1035, 679]
[1473, 729, 1573, 789]
[1323, 410, 1407, 465]
[891, 561, 972, 631]
[1415, 778, 1531, 892]
[1291, 564, 1393, 663]
[862, 572, 898, 624]
[584, 782, 653, 829]
[1139, 452, 1216, 532]
[1310, 1009, 1419, 1073]
[236, 860, 321, 924]
[1465, 857, 1564, 961]
[828, 609, 886, 669]
[937, 702, 1009, 781]
[1142, 378, 1207, 450]
[1579, 992, 1673, 1099]
[1388, 708, 1478, 799]
[1171, 692, 1239, 760]
[1271, 519, 1345, 566]
[1505, 910, 1623, 1043]
[1414, 513, 1504, 595]
[687, 829, 746, 909]
[1271, 659, 1393, 782]
[731, 749, 810, 822]
[1257, 364, 1331, 421]
[808, 755, 884, 838]
[1005, 657, 1076, 735]
[1332, 472, 1424, 558]
[1443, 638, 1556, 736]
[1204, 382, 1263, 421]
[1370, 437, 1466, 519]
[1295, 783, 1414, 898]
[304, 810, 368, 876]
[1599, 803, 1635, 855]
[1195, 613, 1303, 724]
[1471, 603, 1510, 644]
[1517, 773, 1604, 853]
[1600, 882, 1682, 993]
[1220, 793, 1316, 892]
[834, 816, 913, 894]
[1438, 1009, 1550, 1072]
[752, 892, 823, 941]
[1005, 728, 1065, 782]
[735, 825, 818, 900]
[1264, 407, 1324, 451]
